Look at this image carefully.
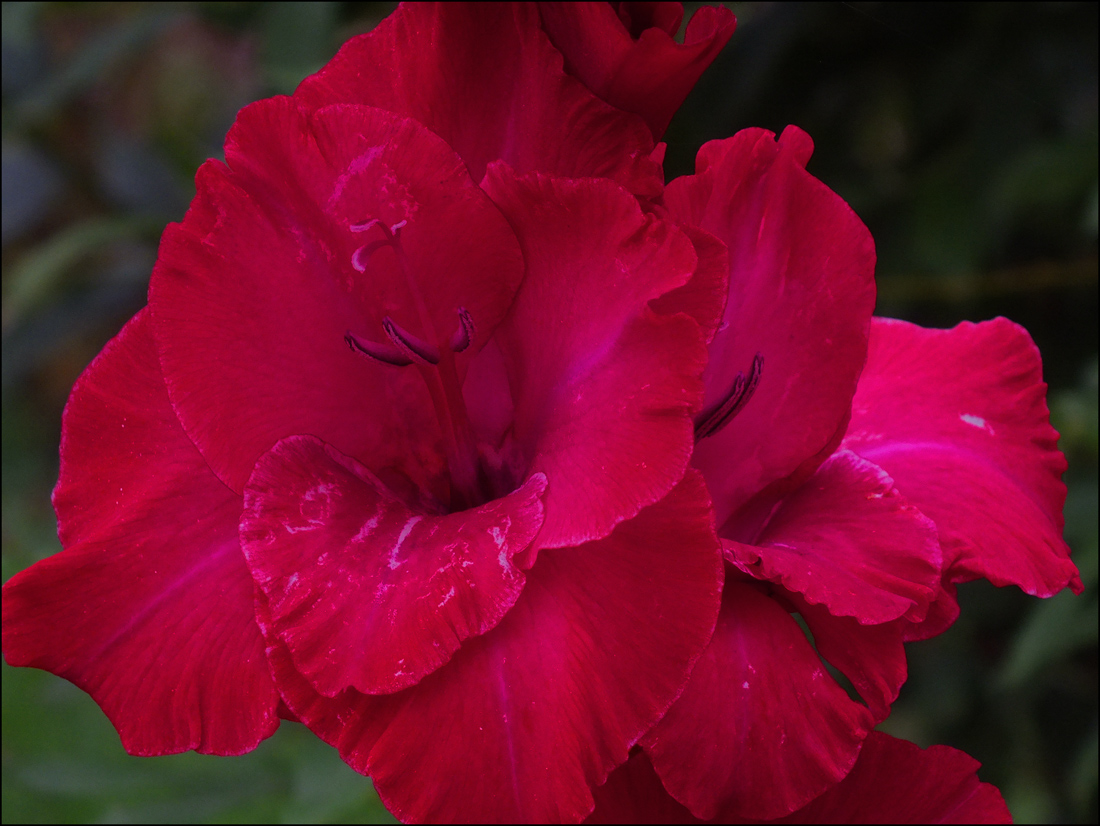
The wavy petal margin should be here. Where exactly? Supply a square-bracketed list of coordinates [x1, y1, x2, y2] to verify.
[241, 435, 546, 696]
[267, 472, 722, 823]
[843, 317, 1081, 598]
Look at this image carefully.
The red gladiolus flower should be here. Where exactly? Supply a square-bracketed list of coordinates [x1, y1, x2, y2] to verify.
[623, 126, 1082, 822]
[1, 3, 1083, 824]
[546, 12, 1080, 819]
[2, 4, 728, 823]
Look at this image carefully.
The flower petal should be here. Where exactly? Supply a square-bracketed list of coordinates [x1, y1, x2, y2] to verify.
[268, 471, 723, 823]
[790, 594, 908, 723]
[539, 2, 737, 138]
[649, 223, 731, 345]
[842, 317, 1082, 597]
[294, 2, 663, 196]
[782, 731, 1012, 824]
[642, 579, 873, 820]
[667, 126, 876, 527]
[482, 167, 709, 550]
[589, 732, 1011, 824]
[723, 450, 942, 625]
[240, 434, 546, 696]
[149, 98, 524, 494]
[2, 309, 279, 756]
[587, 748, 698, 825]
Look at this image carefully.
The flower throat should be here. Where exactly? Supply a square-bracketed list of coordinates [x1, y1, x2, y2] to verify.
[343, 219, 487, 510]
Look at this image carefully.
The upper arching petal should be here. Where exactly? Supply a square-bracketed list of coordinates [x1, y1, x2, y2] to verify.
[294, 2, 663, 197]
[265, 471, 723, 823]
[667, 126, 876, 528]
[149, 98, 524, 494]
[539, 2, 737, 139]
[842, 317, 1081, 597]
[482, 166, 709, 550]
[2, 309, 279, 756]
[240, 434, 546, 696]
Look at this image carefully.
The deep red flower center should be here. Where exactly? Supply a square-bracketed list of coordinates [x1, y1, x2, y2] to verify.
[343, 219, 488, 510]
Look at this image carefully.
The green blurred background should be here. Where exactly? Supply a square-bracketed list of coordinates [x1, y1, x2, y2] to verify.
[2, 2, 1096, 823]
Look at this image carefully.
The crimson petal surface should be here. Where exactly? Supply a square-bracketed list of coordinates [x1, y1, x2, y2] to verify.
[538, 1, 737, 139]
[665, 126, 876, 527]
[588, 732, 1010, 824]
[843, 317, 1081, 597]
[266, 472, 723, 823]
[724, 450, 941, 625]
[294, 2, 662, 196]
[642, 580, 873, 820]
[3, 309, 279, 756]
[240, 434, 546, 696]
[149, 98, 524, 494]
[483, 166, 708, 549]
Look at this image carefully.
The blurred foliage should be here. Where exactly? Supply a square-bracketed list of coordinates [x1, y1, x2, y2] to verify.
[2, 2, 1096, 823]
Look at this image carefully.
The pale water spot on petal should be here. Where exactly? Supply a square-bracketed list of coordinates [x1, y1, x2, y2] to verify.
[328, 147, 384, 209]
[489, 524, 514, 571]
[388, 515, 422, 569]
[285, 522, 319, 534]
[438, 586, 455, 608]
[353, 513, 381, 544]
[374, 581, 394, 598]
[287, 482, 337, 532]
[742, 681, 749, 689]
[960, 413, 995, 435]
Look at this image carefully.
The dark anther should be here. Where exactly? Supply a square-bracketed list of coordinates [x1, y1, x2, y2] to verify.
[383, 317, 441, 365]
[346, 307, 475, 368]
[449, 307, 475, 353]
[345, 330, 414, 366]
[694, 352, 764, 439]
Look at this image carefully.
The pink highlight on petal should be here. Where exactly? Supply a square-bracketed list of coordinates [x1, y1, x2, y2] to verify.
[843, 317, 1081, 599]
